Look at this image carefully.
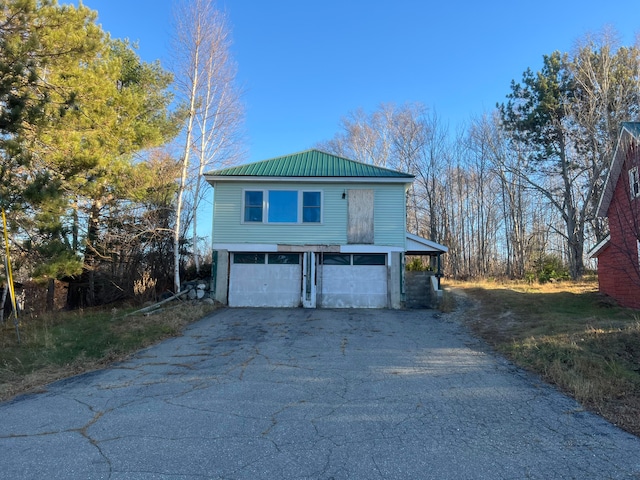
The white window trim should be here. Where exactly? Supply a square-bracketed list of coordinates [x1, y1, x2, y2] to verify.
[241, 189, 323, 225]
[242, 189, 265, 223]
[301, 190, 323, 224]
[629, 166, 640, 198]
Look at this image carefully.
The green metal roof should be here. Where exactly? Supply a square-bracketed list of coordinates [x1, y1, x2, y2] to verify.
[206, 149, 414, 179]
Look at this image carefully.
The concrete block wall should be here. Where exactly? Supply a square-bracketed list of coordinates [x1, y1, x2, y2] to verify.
[404, 271, 433, 308]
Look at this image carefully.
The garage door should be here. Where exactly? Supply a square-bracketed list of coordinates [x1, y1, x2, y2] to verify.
[319, 253, 387, 308]
[229, 253, 301, 307]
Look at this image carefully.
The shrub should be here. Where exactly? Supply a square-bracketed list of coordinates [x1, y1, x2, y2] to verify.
[405, 256, 432, 272]
[529, 254, 570, 283]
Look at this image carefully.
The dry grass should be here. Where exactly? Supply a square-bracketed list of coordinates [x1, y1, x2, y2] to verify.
[0, 301, 218, 401]
[446, 278, 640, 437]
[438, 289, 458, 313]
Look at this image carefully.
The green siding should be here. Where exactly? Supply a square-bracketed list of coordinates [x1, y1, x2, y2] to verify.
[375, 185, 407, 245]
[212, 182, 406, 247]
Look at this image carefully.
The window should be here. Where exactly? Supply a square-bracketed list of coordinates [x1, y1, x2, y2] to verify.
[302, 192, 321, 223]
[268, 190, 298, 223]
[322, 253, 387, 265]
[268, 253, 300, 264]
[630, 167, 640, 198]
[233, 253, 265, 264]
[244, 191, 263, 222]
[353, 254, 386, 265]
[243, 189, 322, 223]
[322, 253, 351, 265]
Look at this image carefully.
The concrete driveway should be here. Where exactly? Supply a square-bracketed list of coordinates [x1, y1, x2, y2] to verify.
[1, 307, 639, 479]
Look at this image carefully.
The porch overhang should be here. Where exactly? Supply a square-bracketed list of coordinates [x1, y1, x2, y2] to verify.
[405, 233, 448, 255]
[588, 234, 610, 258]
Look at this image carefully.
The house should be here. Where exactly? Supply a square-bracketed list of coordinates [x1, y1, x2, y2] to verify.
[204, 149, 448, 308]
[590, 122, 640, 309]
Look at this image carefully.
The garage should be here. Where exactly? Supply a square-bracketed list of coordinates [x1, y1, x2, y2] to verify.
[228, 253, 302, 307]
[318, 253, 388, 308]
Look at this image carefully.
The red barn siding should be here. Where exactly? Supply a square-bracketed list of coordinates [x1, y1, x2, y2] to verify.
[596, 139, 640, 309]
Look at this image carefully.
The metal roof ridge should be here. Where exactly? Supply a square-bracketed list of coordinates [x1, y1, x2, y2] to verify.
[206, 148, 414, 178]
[310, 148, 414, 176]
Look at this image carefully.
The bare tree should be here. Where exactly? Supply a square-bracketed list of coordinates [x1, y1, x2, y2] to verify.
[171, 0, 244, 290]
[499, 29, 640, 280]
[391, 106, 449, 241]
[318, 102, 448, 241]
[569, 28, 640, 243]
[471, 112, 534, 278]
[317, 104, 396, 167]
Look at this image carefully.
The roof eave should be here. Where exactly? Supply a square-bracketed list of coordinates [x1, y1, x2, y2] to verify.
[405, 232, 449, 254]
[205, 175, 414, 184]
[588, 234, 611, 258]
[597, 124, 639, 217]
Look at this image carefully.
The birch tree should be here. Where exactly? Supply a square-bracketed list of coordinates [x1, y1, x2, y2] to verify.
[171, 0, 243, 290]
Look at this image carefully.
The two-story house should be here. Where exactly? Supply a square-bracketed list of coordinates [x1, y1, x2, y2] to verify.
[590, 122, 640, 309]
[205, 149, 447, 308]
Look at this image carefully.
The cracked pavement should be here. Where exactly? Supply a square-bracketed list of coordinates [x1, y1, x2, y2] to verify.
[1, 307, 640, 479]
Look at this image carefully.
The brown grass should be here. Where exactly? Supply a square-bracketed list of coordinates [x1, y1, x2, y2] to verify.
[445, 278, 640, 437]
[0, 301, 218, 401]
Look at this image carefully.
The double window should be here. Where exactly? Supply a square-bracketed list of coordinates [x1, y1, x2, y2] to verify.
[322, 253, 386, 266]
[243, 190, 322, 224]
[233, 253, 300, 264]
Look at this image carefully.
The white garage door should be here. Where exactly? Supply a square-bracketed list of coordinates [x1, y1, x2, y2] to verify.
[229, 253, 301, 307]
[319, 253, 387, 308]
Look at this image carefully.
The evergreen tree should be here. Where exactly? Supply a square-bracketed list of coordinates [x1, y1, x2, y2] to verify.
[0, 1, 182, 305]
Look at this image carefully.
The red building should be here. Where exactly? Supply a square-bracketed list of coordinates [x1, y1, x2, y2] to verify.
[590, 122, 640, 309]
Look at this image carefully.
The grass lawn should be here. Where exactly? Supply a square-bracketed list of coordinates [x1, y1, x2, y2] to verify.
[0, 301, 217, 400]
[446, 278, 640, 437]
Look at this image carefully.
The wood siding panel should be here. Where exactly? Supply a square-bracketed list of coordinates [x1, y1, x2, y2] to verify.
[347, 189, 374, 244]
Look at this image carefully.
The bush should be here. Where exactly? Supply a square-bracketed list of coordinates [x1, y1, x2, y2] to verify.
[182, 261, 212, 281]
[529, 254, 570, 283]
[405, 256, 432, 272]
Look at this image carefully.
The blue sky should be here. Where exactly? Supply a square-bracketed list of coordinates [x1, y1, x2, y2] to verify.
[81, 0, 640, 164]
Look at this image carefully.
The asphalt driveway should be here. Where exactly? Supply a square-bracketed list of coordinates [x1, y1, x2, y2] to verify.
[1, 307, 639, 479]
